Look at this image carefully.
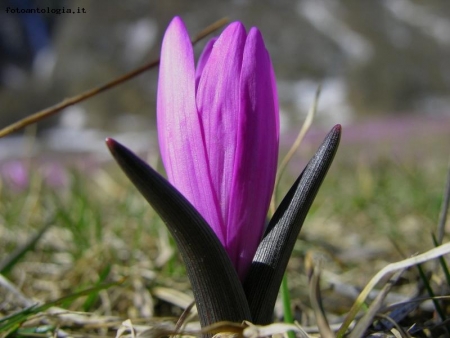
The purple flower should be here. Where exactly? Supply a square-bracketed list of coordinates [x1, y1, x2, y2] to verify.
[41, 162, 69, 188]
[1, 160, 70, 192]
[157, 17, 279, 279]
[1, 160, 29, 191]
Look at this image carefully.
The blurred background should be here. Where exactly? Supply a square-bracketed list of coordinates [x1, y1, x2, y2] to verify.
[0, 0, 449, 160]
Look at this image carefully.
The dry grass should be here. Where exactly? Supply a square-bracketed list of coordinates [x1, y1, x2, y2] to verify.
[0, 126, 449, 337]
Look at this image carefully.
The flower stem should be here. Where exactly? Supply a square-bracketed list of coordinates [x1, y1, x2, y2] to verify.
[281, 274, 296, 338]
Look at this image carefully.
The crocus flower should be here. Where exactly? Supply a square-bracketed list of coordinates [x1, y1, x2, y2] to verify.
[157, 17, 279, 280]
[107, 16, 341, 329]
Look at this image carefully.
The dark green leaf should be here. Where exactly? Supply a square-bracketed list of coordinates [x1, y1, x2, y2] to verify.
[106, 138, 251, 329]
[244, 125, 341, 324]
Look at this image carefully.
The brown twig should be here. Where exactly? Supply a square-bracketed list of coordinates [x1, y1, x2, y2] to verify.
[269, 84, 320, 214]
[306, 253, 334, 338]
[172, 300, 196, 338]
[0, 17, 229, 138]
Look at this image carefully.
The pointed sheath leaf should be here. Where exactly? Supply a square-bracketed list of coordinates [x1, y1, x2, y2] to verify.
[106, 138, 252, 328]
[243, 125, 341, 324]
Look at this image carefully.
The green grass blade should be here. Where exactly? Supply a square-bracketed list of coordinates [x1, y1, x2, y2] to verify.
[0, 279, 124, 333]
[0, 218, 53, 275]
[416, 263, 449, 334]
[82, 264, 112, 312]
[432, 233, 450, 286]
[281, 274, 296, 338]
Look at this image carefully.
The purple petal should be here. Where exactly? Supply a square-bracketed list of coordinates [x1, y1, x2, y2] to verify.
[227, 27, 279, 279]
[195, 37, 217, 89]
[196, 22, 247, 241]
[270, 63, 280, 141]
[157, 17, 222, 241]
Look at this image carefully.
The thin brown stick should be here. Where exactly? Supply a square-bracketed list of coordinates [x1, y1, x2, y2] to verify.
[373, 314, 411, 338]
[269, 85, 320, 214]
[172, 300, 196, 338]
[437, 157, 450, 245]
[0, 17, 229, 138]
[306, 255, 334, 338]
[0, 59, 158, 139]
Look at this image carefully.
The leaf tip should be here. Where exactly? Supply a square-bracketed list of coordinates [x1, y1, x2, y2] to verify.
[105, 138, 121, 157]
[105, 137, 115, 148]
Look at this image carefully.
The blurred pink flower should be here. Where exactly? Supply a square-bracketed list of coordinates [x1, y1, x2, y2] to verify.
[1, 160, 29, 191]
[41, 162, 69, 188]
[1, 160, 69, 191]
